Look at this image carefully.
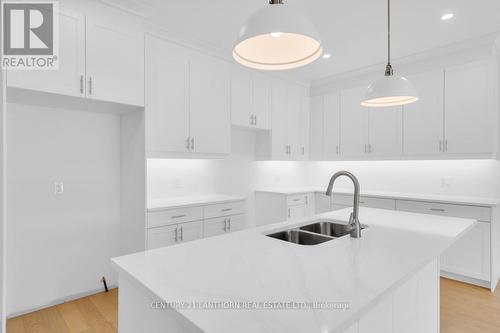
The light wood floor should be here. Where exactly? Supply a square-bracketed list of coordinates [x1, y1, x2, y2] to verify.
[6, 289, 117, 333]
[6, 279, 500, 332]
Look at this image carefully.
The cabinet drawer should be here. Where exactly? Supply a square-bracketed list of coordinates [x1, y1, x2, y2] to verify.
[287, 194, 307, 206]
[332, 194, 395, 210]
[360, 197, 396, 210]
[147, 206, 203, 228]
[204, 201, 245, 218]
[396, 200, 491, 222]
[332, 194, 353, 206]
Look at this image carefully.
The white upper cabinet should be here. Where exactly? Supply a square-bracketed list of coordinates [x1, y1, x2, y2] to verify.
[444, 61, 495, 154]
[230, 70, 271, 130]
[323, 92, 341, 159]
[369, 106, 403, 157]
[145, 35, 189, 154]
[190, 54, 230, 155]
[145, 35, 230, 157]
[298, 95, 311, 160]
[6, 9, 144, 107]
[340, 86, 369, 157]
[269, 83, 290, 160]
[256, 81, 309, 160]
[310, 96, 324, 160]
[86, 17, 144, 106]
[231, 69, 252, 127]
[403, 70, 444, 155]
[7, 8, 86, 97]
[312, 59, 496, 161]
[252, 73, 272, 130]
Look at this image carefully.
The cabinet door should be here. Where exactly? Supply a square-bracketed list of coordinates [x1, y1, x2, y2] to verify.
[190, 54, 230, 154]
[178, 221, 203, 243]
[147, 225, 178, 250]
[297, 96, 310, 160]
[286, 86, 302, 159]
[86, 17, 144, 106]
[368, 106, 403, 156]
[324, 92, 341, 159]
[7, 8, 85, 97]
[310, 96, 324, 160]
[441, 221, 491, 281]
[204, 216, 228, 238]
[145, 35, 190, 153]
[287, 204, 306, 220]
[227, 214, 245, 232]
[445, 61, 494, 154]
[271, 83, 290, 160]
[231, 69, 252, 127]
[403, 70, 444, 155]
[358, 296, 393, 333]
[252, 73, 271, 129]
[340, 86, 369, 157]
[304, 193, 315, 216]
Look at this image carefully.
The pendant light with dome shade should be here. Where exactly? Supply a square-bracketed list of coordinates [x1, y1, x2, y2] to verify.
[233, 0, 323, 70]
[361, 0, 418, 107]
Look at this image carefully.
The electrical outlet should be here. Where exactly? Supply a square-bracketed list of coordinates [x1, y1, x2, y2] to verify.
[54, 182, 64, 195]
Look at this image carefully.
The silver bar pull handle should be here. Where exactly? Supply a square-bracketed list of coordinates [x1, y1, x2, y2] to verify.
[254, 115, 257, 126]
[179, 226, 183, 241]
[221, 208, 232, 212]
[186, 137, 191, 150]
[80, 75, 84, 94]
[288, 208, 291, 218]
[223, 219, 227, 232]
[228, 218, 231, 232]
[444, 140, 448, 152]
[191, 137, 195, 151]
[174, 227, 178, 242]
[171, 214, 186, 219]
[430, 208, 445, 212]
[250, 115, 254, 125]
[88, 76, 93, 95]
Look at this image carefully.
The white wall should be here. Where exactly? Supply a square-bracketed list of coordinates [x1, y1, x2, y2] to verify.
[6, 103, 121, 316]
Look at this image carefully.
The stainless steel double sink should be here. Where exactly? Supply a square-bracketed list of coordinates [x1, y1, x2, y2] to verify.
[266, 221, 367, 245]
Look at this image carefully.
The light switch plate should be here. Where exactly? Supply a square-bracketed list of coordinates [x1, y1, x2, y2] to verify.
[54, 182, 64, 195]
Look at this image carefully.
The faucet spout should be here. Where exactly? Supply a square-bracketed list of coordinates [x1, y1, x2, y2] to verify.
[325, 171, 362, 238]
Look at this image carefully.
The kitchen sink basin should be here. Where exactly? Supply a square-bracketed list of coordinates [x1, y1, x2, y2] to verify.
[266, 220, 368, 246]
[266, 230, 333, 245]
[299, 221, 353, 238]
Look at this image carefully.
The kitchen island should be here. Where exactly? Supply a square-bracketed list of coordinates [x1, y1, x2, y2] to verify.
[112, 208, 475, 333]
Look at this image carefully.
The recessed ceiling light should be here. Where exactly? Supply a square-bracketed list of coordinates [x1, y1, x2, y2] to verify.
[323, 53, 331, 59]
[270, 32, 283, 38]
[441, 13, 454, 21]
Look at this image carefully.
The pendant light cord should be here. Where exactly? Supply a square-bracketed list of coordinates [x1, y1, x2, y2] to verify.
[385, 0, 394, 76]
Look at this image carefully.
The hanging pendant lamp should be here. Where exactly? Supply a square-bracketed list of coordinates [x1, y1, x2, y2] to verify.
[361, 0, 418, 107]
[233, 0, 323, 70]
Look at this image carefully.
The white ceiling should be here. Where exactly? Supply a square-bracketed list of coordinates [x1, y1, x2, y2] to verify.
[131, 0, 500, 82]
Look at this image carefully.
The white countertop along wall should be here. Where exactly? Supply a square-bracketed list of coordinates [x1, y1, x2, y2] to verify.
[112, 208, 475, 333]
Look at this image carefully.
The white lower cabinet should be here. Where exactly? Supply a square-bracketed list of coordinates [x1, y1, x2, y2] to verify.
[440, 221, 490, 281]
[396, 199, 493, 286]
[204, 214, 245, 238]
[147, 221, 203, 250]
[147, 200, 245, 250]
[342, 259, 439, 333]
[255, 192, 315, 225]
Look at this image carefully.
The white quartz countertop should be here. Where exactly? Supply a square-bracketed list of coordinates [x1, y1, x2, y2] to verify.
[148, 194, 245, 211]
[112, 208, 475, 333]
[255, 187, 500, 207]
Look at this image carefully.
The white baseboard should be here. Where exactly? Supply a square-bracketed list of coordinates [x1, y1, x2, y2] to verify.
[7, 284, 118, 319]
[440, 270, 490, 289]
